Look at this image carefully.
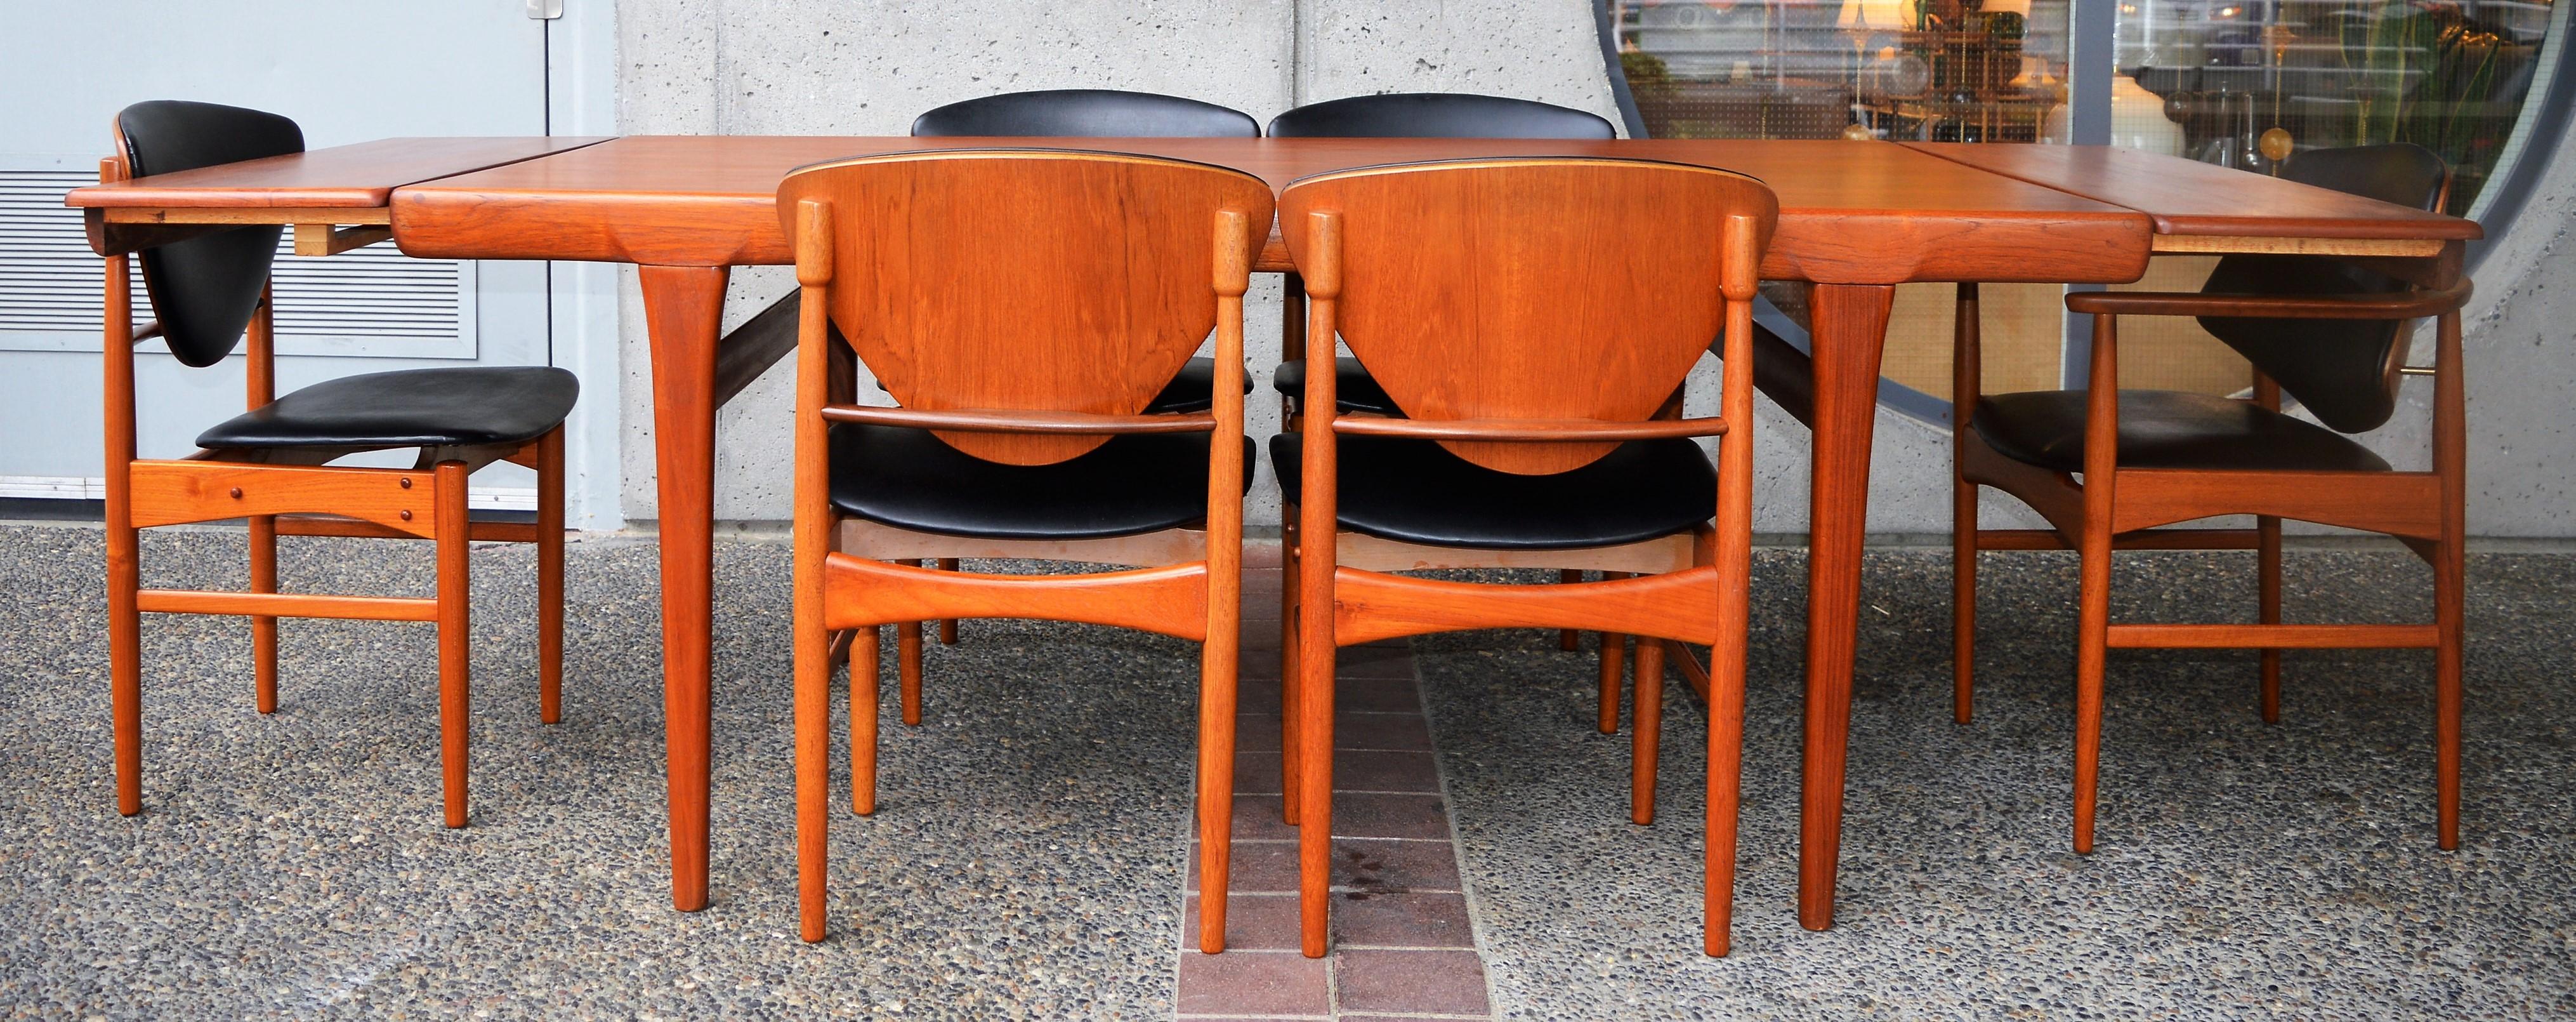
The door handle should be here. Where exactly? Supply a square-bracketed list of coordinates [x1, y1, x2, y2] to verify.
[527, 0, 562, 18]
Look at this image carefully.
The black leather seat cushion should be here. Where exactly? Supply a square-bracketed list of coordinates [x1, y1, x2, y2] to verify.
[1270, 434, 1715, 550]
[831, 423, 1256, 541]
[912, 89, 1260, 138]
[1270, 357, 1398, 415]
[197, 367, 579, 449]
[1973, 390, 2391, 474]
[1266, 93, 1616, 140]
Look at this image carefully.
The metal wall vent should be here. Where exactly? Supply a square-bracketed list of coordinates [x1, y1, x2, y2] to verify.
[0, 169, 475, 357]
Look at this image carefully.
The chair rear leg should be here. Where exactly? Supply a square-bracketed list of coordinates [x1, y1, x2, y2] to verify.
[851, 626, 881, 816]
[2257, 514, 2282, 724]
[898, 627, 924, 727]
[936, 558, 960, 644]
[1952, 480, 1977, 724]
[1631, 638, 1664, 825]
[1558, 570, 1582, 651]
[251, 515, 280, 713]
[433, 460, 472, 828]
[538, 428, 565, 724]
[1596, 573, 1629, 735]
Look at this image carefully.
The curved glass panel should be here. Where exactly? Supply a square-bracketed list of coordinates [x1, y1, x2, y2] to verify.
[1610, 0, 2561, 406]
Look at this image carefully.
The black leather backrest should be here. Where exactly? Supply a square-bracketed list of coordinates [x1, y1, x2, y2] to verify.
[912, 89, 1259, 138]
[2197, 143, 2449, 434]
[117, 100, 303, 368]
[1268, 93, 1616, 139]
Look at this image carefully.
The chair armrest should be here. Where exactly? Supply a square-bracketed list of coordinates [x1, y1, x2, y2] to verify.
[2067, 281, 2471, 320]
[1334, 416, 1727, 442]
[818, 404, 1216, 435]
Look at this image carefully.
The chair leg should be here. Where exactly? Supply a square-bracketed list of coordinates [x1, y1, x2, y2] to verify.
[1558, 570, 1582, 651]
[1294, 554, 1336, 959]
[1952, 481, 1977, 725]
[2071, 523, 2112, 856]
[250, 514, 279, 714]
[108, 519, 143, 817]
[898, 583, 924, 727]
[2257, 514, 2282, 724]
[537, 427, 565, 725]
[1280, 520, 1303, 826]
[2434, 536, 2463, 850]
[1197, 580, 1242, 954]
[433, 460, 472, 829]
[1631, 637, 1664, 825]
[851, 626, 881, 816]
[936, 558, 960, 644]
[1704, 614, 1749, 958]
[1596, 573, 1629, 735]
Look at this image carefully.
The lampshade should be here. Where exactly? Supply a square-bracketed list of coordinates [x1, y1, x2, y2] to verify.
[1839, 0, 1916, 30]
[1983, 0, 2031, 15]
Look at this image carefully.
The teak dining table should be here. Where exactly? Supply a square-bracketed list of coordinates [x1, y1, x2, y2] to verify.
[70, 135, 2478, 932]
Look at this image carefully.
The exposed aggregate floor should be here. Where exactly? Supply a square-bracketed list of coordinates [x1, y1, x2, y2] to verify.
[0, 523, 2567, 1019]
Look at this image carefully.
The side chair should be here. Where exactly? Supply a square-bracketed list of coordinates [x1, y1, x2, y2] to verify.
[1273, 157, 1777, 957]
[98, 100, 575, 828]
[781, 150, 1272, 949]
[1951, 143, 2470, 853]
[1263, 92, 1652, 760]
[881, 88, 1265, 703]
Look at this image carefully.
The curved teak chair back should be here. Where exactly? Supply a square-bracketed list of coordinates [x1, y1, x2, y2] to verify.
[114, 100, 304, 368]
[1278, 158, 1775, 474]
[777, 150, 1275, 465]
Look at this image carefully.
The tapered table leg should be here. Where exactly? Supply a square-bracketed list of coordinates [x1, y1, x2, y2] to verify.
[1799, 282, 1893, 931]
[641, 263, 730, 912]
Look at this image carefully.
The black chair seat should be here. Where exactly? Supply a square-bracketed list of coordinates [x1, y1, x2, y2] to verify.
[197, 366, 579, 449]
[1270, 357, 1398, 415]
[1973, 390, 2392, 474]
[1270, 433, 1715, 550]
[831, 423, 1254, 541]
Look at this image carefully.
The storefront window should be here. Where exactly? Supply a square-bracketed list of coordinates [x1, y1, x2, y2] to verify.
[1610, 0, 2562, 404]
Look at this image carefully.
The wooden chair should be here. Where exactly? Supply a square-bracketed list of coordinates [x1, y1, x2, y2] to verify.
[1275, 158, 1776, 957]
[879, 88, 1264, 705]
[1264, 93, 1650, 752]
[98, 100, 574, 828]
[782, 150, 1273, 948]
[1951, 143, 2469, 853]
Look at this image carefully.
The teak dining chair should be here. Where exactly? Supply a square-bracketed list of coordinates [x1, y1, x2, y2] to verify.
[97, 100, 575, 828]
[886, 88, 1264, 703]
[1273, 157, 1776, 957]
[781, 150, 1272, 948]
[1261, 93, 1645, 745]
[1951, 143, 2469, 854]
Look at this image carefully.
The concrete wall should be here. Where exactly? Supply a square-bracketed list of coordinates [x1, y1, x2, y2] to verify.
[608, 0, 2574, 538]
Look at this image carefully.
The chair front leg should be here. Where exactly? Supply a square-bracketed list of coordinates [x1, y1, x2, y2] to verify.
[433, 459, 473, 828]
[2070, 313, 2119, 855]
[1631, 637, 1664, 825]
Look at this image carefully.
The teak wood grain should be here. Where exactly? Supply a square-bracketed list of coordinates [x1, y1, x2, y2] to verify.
[1278, 159, 1774, 474]
[1900, 142, 2484, 242]
[387, 135, 2153, 286]
[66, 136, 613, 209]
[775, 150, 1272, 463]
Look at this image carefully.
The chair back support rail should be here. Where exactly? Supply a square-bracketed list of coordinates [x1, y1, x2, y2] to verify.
[781, 150, 1272, 949]
[1277, 157, 1777, 959]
